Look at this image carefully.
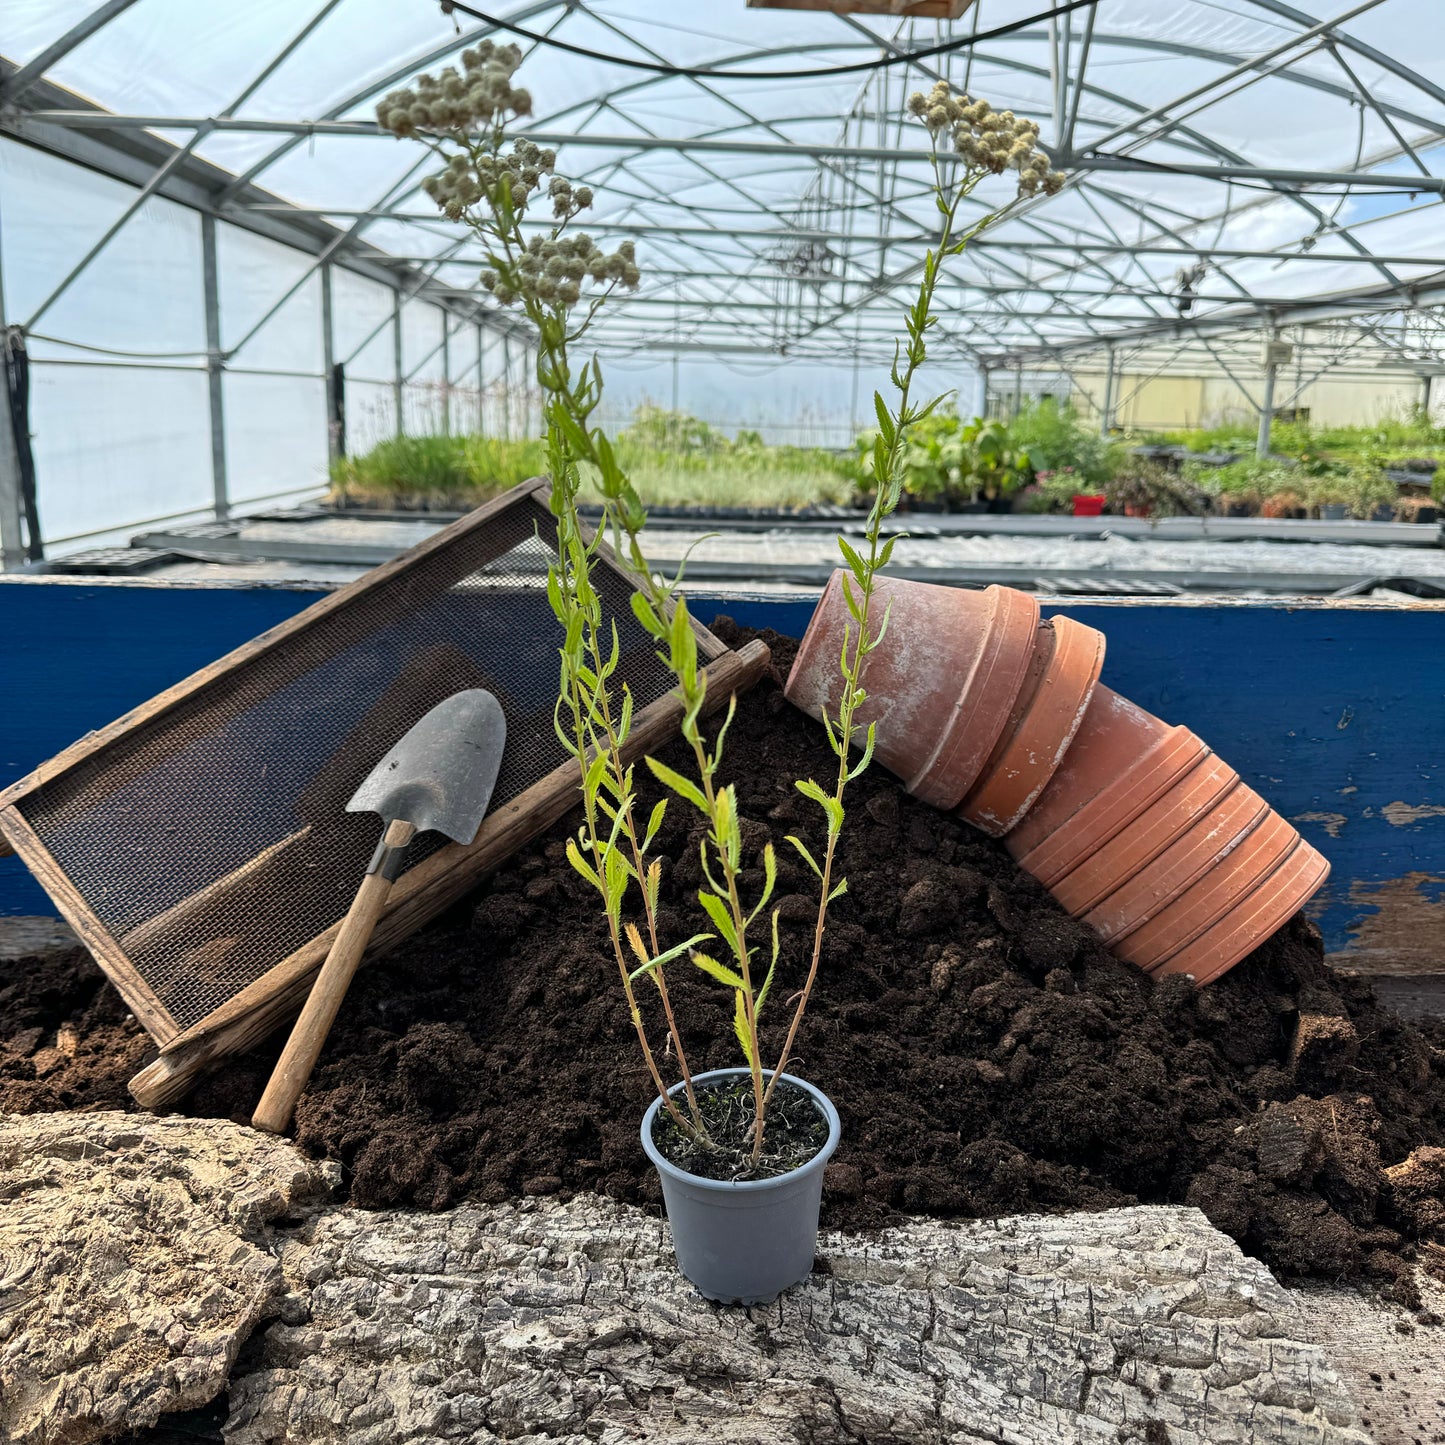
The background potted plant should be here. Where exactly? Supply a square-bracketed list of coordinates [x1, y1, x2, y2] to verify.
[1105, 461, 1209, 518]
[955, 416, 1032, 510]
[1261, 486, 1308, 518]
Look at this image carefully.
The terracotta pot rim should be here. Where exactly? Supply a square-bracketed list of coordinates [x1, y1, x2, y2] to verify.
[1114, 809, 1300, 971]
[908, 585, 1040, 809]
[1014, 725, 1210, 884]
[1148, 837, 1331, 986]
[1082, 782, 1272, 946]
[958, 614, 1105, 838]
[1048, 754, 1240, 918]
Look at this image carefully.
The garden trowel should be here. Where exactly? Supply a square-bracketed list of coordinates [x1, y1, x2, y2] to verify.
[252, 689, 506, 1134]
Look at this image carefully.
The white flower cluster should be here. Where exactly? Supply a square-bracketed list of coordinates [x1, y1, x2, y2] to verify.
[482, 236, 641, 308]
[376, 40, 531, 138]
[907, 82, 1065, 197]
[421, 137, 559, 219]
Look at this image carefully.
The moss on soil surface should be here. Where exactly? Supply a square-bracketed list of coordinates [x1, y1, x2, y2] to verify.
[2, 622, 1443, 1303]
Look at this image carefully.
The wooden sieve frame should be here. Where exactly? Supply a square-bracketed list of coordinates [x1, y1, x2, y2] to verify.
[0, 476, 770, 1106]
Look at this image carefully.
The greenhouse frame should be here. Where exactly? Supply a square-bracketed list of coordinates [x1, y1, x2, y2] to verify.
[2, 0, 1443, 563]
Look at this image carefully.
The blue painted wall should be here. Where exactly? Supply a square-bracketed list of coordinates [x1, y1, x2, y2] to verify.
[3, 581, 1443, 960]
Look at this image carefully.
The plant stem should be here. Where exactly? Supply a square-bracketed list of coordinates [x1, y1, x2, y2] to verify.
[763, 160, 976, 1111]
[562, 658, 692, 1133]
[685, 727, 766, 1163]
[582, 622, 704, 1127]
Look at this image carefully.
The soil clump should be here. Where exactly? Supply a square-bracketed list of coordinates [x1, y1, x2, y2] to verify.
[2, 620, 1443, 1302]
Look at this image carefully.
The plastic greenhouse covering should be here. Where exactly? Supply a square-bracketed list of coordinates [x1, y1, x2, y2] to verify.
[1, 0, 1443, 554]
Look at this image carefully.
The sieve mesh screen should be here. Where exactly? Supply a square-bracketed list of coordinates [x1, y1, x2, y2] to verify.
[14, 496, 676, 1035]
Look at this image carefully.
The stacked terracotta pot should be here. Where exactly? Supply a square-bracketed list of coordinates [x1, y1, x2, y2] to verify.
[785, 572, 1329, 987]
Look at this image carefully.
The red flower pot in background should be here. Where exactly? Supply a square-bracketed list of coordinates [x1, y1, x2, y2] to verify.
[1072, 494, 1106, 516]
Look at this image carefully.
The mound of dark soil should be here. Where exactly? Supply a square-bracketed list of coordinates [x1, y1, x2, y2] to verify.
[3, 621, 1443, 1303]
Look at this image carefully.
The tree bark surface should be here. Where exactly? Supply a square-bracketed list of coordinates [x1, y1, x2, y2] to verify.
[0, 1111, 334, 1445]
[0, 1112, 1374, 1445]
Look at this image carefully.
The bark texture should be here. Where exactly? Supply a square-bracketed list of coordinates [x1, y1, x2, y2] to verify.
[0, 1112, 1375, 1445]
[231, 1197, 1370, 1445]
[0, 1111, 333, 1445]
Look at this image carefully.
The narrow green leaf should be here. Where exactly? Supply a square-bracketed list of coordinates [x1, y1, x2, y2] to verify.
[755, 910, 780, 1016]
[628, 931, 715, 984]
[583, 750, 609, 799]
[603, 847, 629, 915]
[711, 692, 736, 771]
[630, 590, 665, 641]
[697, 890, 741, 956]
[873, 391, 895, 445]
[847, 721, 877, 781]
[785, 834, 823, 879]
[645, 756, 709, 814]
[691, 949, 745, 990]
[733, 990, 756, 1069]
[642, 798, 668, 851]
[828, 877, 849, 903]
[565, 838, 601, 891]
[837, 535, 868, 583]
[617, 684, 634, 745]
[795, 778, 844, 835]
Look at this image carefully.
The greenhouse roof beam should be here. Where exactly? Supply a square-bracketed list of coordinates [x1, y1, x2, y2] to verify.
[980, 272, 1445, 365]
[0, 68, 531, 341]
[350, 226, 1445, 269]
[212, 0, 568, 203]
[1247, 0, 1445, 109]
[21, 0, 347, 333]
[0, 0, 143, 104]
[31, 115, 1444, 196]
[1085, 0, 1389, 155]
[1325, 41, 1438, 182]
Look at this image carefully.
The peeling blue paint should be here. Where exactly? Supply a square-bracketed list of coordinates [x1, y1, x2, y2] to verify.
[1, 581, 1442, 962]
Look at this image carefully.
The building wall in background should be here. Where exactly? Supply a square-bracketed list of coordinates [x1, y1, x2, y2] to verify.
[1065, 371, 1425, 432]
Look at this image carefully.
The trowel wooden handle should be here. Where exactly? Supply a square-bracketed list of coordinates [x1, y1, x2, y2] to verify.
[252, 818, 415, 1134]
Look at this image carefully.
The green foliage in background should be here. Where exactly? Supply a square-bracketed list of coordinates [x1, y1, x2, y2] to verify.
[1007, 398, 1122, 486]
[330, 397, 1440, 518]
[329, 433, 546, 502]
[329, 406, 860, 510]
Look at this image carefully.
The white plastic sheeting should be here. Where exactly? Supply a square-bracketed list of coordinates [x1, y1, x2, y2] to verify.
[1, 1, 1442, 549]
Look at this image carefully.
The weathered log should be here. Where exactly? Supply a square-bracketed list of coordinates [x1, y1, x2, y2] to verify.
[0, 1111, 1377, 1445]
[232, 1202, 1370, 1445]
[0, 1112, 334, 1445]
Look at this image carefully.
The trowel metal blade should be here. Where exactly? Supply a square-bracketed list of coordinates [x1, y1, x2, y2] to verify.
[346, 689, 506, 845]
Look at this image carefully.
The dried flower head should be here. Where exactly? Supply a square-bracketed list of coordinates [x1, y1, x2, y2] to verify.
[376, 40, 530, 137]
[911, 80, 1064, 198]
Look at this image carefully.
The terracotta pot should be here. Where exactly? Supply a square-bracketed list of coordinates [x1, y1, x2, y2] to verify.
[784, 573, 1039, 809]
[1148, 835, 1330, 985]
[1047, 754, 1241, 919]
[956, 613, 1105, 837]
[1003, 681, 1330, 987]
[1113, 808, 1300, 972]
[1006, 686, 1208, 886]
[1079, 780, 1271, 948]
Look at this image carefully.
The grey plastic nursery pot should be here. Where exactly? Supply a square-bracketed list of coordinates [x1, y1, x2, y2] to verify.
[641, 1067, 841, 1306]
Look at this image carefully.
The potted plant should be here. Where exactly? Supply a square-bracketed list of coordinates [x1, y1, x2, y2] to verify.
[955, 417, 1031, 510]
[379, 56, 1063, 1302]
[1306, 473, 1354, 520]
[1343, 463, 1398, 521]
[1262, 488, 1307, 519]
[1105, 461, 1208, 518]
